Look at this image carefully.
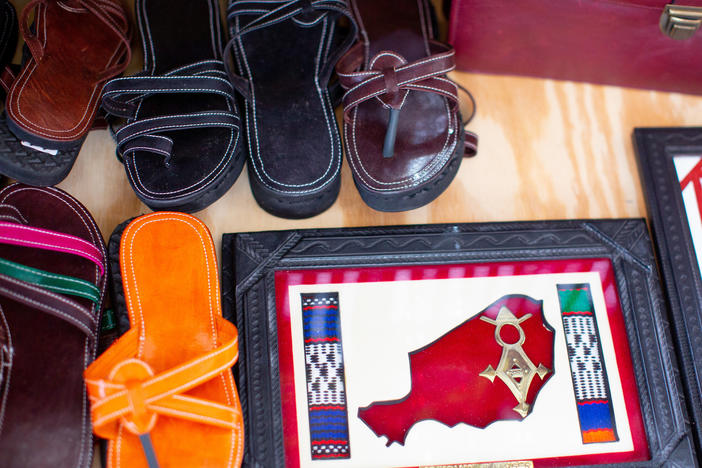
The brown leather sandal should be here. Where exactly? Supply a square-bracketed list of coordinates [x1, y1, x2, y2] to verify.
[5, 0, 130, 151]
[336, 0, 477, 212]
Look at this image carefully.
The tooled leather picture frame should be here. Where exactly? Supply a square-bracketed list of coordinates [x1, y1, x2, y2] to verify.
[222, 220, 697, 467]
[634, 127, 702, 458]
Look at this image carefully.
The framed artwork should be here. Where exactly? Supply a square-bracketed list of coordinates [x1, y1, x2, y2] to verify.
[634, 127, 702, 454]
[222, 220, 695, 467]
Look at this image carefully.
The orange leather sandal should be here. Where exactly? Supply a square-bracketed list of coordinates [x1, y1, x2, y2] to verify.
[85, 212, 244, 468]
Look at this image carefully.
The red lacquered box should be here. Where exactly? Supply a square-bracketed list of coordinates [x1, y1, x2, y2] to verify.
[449, 0, 702, 94]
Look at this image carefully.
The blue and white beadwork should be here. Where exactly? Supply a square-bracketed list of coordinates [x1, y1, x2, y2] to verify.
[301, 293, 350, 460]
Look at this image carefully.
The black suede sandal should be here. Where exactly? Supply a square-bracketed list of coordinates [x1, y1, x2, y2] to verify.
[224, 0, 356, 219]
[101, 0, 245, 213]
[336, 0, 478, 212]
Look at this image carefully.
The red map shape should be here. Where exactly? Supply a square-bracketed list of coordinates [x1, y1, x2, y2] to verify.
[358, 295, 555, 446]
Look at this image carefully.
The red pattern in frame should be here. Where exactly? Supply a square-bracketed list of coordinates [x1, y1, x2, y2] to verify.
[274, 258, 649, 467]
[679, 158, 702, 221]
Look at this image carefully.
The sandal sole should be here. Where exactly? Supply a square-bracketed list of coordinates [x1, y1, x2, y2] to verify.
[352, 124, 465, 212]
[0, 115, 81, 185]
[133, 141, 247, 213]
[248, 163, 341, 219]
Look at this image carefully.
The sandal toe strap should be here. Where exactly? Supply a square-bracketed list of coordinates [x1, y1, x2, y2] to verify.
[114, 111, 240, 161]
[103, 61, 242, 161]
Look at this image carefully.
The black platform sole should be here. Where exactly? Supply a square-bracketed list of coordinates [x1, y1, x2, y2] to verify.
[248, 164, 341, 219]
[134, 143, 247, 214]
[353, 125, 465, 212]
[0, 114, 81, 186]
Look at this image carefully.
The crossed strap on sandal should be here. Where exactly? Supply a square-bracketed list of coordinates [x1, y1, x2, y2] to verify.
[0, 218, 106, 340]
[0, 266, 103, 431]
[101, 60, 241, 162]
[0, 267, 99, 430]
[223, 0, 358, 99]
[85, 315, 240, 439]
[336, 40, 478, 157]
[19, 0, 131, 82]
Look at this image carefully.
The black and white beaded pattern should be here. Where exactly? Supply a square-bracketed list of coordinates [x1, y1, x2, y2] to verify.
[563, 315, 607, 401]
[303, 295, 337, 307]
[311, 443, 349, 458]
[305, 342, 346, 406]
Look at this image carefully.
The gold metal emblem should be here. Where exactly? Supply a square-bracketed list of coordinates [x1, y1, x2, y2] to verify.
[479, 307, 550, 418]
[660, 5, 702, 40]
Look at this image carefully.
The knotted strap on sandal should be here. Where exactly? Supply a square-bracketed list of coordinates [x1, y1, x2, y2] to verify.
[332, 0, 478, 212]
[92, 211, 243, 468]
[85, 316, 239, 448]
[336, 41, 477, 158]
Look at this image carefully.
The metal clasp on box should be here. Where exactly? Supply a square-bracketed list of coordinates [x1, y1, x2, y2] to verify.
[660, 5, 702, 40]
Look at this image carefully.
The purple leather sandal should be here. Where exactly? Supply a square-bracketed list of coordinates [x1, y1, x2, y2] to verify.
[0, 184, 106, 468]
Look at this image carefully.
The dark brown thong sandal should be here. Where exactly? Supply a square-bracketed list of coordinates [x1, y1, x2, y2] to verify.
[336, 0, 477, 212]
[0, 183, 107, 468]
